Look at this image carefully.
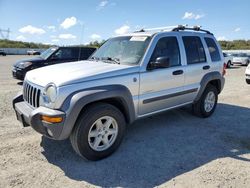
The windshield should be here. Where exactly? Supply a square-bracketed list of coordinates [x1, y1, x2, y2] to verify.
[40, 47, 58, 59]
[238, 53, 248, 57]
[234, 53, 248, 57]
[90, 36, 151, 65]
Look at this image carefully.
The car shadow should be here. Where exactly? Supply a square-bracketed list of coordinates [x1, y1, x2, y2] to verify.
[227, 66, 240, 69]
[40, 103, 250, 187]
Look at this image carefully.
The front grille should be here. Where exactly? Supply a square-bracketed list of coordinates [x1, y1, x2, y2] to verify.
[23, 82, 41, 108]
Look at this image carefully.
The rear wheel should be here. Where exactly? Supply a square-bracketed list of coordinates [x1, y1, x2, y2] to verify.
[193, 84, 218, 118]
[70, 103, 126, 161]
[227, 60, 232, 68]
[246, 79, 250, 84]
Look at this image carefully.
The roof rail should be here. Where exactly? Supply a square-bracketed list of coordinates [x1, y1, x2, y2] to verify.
[134, 25, 186, 33]
[172, 25, 213, 35]
[135, 25, 213, 35]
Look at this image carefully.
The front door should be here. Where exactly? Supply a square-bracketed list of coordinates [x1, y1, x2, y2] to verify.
[138, 36, 185, 116]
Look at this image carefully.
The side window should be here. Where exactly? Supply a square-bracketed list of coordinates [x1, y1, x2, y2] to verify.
[80, 48, 96, 59]
[183, 36, 206, 64]
[54, 48, 73, 59]
[71, 48, 80, 59]
[205, 37, 221, 62]
[150, 37, 181, 67]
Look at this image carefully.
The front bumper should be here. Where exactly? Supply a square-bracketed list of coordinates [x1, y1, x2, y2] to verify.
[12, 66, 26, 80]
[233, 60, 249, 65]
[13, 93, 66, 140]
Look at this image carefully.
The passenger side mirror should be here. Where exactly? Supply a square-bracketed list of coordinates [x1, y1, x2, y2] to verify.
[148, 56, 170, 70]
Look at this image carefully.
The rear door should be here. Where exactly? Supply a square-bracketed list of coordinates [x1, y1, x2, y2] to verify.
[181, 35, 211, 102]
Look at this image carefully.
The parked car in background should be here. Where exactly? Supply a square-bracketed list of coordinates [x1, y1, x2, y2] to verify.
[232, 53, 250, 66]
[27, 49, 41, 55]
[223, 53, 233, 68]
[0, 49, 7, 56]
[13, 46, 96, 80]
[245, 64, 250, 84]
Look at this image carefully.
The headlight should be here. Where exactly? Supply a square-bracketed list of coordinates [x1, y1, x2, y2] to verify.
[43, 83, 57, 104]
[19, 62, 32, 68]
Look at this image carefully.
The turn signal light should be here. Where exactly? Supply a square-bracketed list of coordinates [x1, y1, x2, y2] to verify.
[41, 115, 63, 123]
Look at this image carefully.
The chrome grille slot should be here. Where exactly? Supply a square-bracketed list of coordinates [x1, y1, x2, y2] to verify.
[23, 82, 41, 108]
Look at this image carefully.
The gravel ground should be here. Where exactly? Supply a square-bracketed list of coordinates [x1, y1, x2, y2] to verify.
[0, 55, 250, 188]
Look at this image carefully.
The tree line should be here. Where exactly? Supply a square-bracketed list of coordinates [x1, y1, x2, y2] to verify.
[1, 39, 250, 50]
[219, 40, 250, 50]
[0, 39, 51, 48]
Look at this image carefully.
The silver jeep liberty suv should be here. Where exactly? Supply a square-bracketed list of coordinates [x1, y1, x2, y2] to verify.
[13, 25, 225, 160]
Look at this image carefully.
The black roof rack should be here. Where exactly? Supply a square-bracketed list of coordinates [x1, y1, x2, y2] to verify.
[172, 25, 213, 35]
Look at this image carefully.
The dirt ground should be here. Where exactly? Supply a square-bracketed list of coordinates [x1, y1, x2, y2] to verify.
[0, 55, 250, 188]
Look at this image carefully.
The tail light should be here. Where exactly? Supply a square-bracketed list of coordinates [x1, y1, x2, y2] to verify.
[222, 63, 226, 76]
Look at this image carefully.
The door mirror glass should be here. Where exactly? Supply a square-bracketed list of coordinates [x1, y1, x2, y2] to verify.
[148, 56, 170, 70]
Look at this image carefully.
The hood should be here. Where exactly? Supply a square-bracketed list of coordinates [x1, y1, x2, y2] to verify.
[14, 56, 44, 67]
[25, 60, 139, 87]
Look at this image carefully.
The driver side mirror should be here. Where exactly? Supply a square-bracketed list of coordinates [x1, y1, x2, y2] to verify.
[50, 53, 59, 60]
[148, 56, 170, 70]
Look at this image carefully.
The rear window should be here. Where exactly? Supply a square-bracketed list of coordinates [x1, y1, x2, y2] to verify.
[183, 36, 206, 64]
[205, 38, 221, 62]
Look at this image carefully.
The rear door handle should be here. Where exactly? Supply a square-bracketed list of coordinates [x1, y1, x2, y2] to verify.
[172, 70, 184, 75]
[203, 65, 210, 70]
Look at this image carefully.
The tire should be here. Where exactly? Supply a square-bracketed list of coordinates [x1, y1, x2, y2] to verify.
[70, 103, 126, 161]
[246, 60, 249, 66]
[246, 79, 250, 84]
[193, 84, 218, 118]
[227, 61, 231, 68]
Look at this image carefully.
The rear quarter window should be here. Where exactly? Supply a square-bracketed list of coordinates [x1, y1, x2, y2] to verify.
[205, 38, 221, 62]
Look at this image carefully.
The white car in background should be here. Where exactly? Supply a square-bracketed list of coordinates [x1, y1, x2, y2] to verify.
[232, 53, 250, 66]
[27, 49, 41, 55]
[223, 53, 233, 68]
[245, 64, 250, 84]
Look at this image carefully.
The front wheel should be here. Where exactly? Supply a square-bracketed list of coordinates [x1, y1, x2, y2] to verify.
[193, 84, 218, 118]
[246, 79, 250, 84]
[70, 103, 126, 161]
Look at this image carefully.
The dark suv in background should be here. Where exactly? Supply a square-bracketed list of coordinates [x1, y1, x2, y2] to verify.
[12, 46, 96, 80]
[0, 49, 7, 56]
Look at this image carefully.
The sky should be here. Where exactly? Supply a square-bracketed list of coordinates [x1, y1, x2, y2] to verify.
[0, 0, 249, 45]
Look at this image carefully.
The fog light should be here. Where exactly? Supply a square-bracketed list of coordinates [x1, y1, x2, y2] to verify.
[41, 115, 63, 123]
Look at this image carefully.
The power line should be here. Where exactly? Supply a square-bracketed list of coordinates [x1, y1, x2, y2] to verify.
[0, 28, 11, 39]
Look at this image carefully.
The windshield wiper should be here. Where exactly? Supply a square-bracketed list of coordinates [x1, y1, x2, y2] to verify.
[101, 57, 120, 64]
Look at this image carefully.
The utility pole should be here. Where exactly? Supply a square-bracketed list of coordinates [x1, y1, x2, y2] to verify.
[0, 28, 11, 39]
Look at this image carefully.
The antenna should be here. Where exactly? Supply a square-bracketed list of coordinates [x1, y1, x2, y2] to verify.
[78, 23, 84, 60]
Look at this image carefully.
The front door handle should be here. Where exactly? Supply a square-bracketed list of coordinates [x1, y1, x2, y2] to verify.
[172, 70, 184, 75]
[203, 65, 210, 70]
